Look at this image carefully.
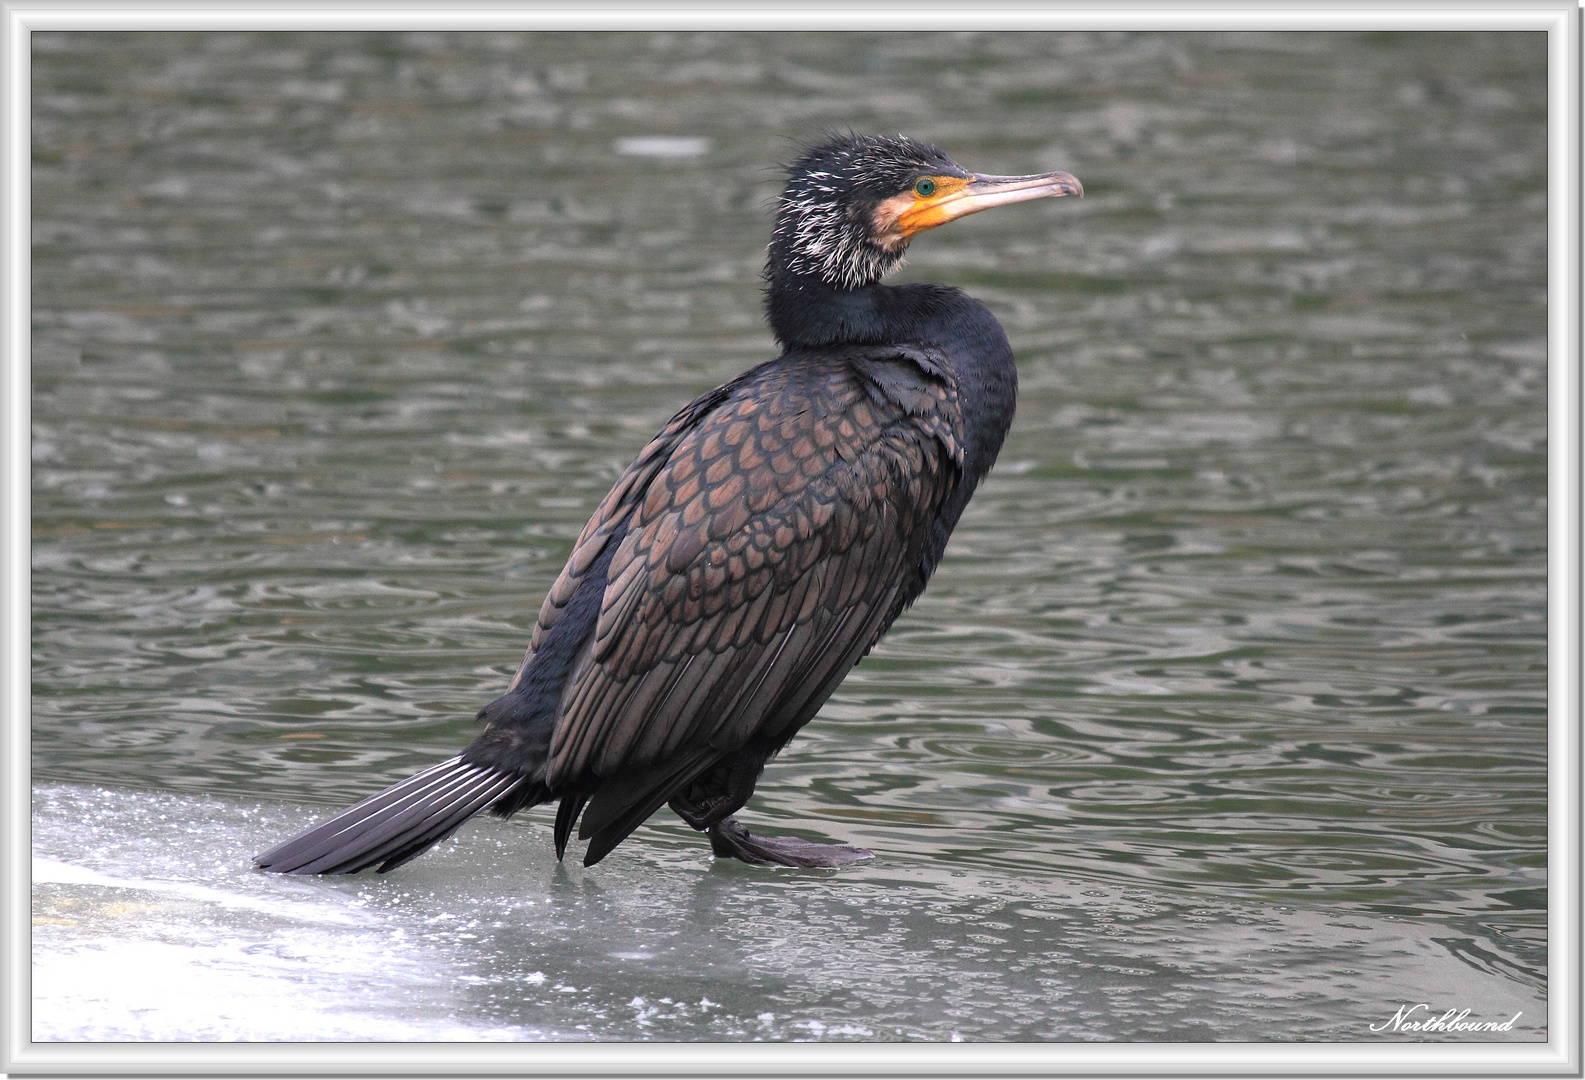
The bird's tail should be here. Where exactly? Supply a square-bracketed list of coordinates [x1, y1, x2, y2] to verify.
[253, 756, 541, 875]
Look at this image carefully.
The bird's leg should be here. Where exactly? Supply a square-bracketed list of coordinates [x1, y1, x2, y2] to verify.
[668, 747, 766, 831]
[668, 783, 733, 831]
[706, 817, 873, 868]
[670, 754, 872, 868]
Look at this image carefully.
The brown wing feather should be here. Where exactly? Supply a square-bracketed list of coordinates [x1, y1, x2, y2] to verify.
[504, 383, 736, 693]
[544, 353, 960, 789]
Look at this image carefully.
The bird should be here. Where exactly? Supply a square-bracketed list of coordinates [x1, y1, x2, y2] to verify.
[254, 133, 1080, 874]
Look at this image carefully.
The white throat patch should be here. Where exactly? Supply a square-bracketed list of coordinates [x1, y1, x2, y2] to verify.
[772, 169, 909, 290]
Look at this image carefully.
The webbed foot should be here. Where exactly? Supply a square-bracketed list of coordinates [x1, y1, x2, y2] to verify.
[706, 817, 873, 868]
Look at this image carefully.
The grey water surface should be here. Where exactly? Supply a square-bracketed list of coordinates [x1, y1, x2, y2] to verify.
[31, 31, 1546, 1043]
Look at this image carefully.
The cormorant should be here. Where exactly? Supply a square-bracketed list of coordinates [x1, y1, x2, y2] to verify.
[254, 133, 1080, 874]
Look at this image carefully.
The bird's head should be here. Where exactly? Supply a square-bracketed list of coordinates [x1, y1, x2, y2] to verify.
[767, 132, 1081, 291]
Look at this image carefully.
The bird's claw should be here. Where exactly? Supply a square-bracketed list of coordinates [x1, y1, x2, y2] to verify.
[707, 817, 873, 868]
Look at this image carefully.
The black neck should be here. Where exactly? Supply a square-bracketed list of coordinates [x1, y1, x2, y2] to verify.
[765, 266, 1020, 506]
[765, 271, 958, 351]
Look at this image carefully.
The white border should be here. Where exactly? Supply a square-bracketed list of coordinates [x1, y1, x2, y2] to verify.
[0, 3, 1575, 32]
[3, 3, 1577, 1076]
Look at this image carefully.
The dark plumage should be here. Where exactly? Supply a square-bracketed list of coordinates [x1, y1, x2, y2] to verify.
[255, 133, 1080, 874]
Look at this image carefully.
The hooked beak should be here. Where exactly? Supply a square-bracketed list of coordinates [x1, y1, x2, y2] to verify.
[894, 169, 1082, 238]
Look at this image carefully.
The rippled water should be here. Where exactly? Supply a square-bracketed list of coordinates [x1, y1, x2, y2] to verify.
[31, 31, 1547, 1043]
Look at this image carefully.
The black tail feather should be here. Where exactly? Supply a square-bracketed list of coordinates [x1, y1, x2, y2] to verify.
[348, 769, 522, 874]
[578, 749, 718, 868]
[255, 757, 477, 872]
[254, 757, 538, 875]
[553, 791, 591, 861]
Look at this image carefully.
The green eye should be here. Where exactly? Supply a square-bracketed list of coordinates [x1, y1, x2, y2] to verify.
[913, 177, 937, 197]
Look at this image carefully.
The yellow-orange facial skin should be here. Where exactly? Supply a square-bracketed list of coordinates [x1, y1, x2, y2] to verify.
[870, 170, 1082, 252]
[870, 177, 967, 252]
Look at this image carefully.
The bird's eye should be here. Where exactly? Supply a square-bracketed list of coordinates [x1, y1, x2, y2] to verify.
[914, 177, 937, 197]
